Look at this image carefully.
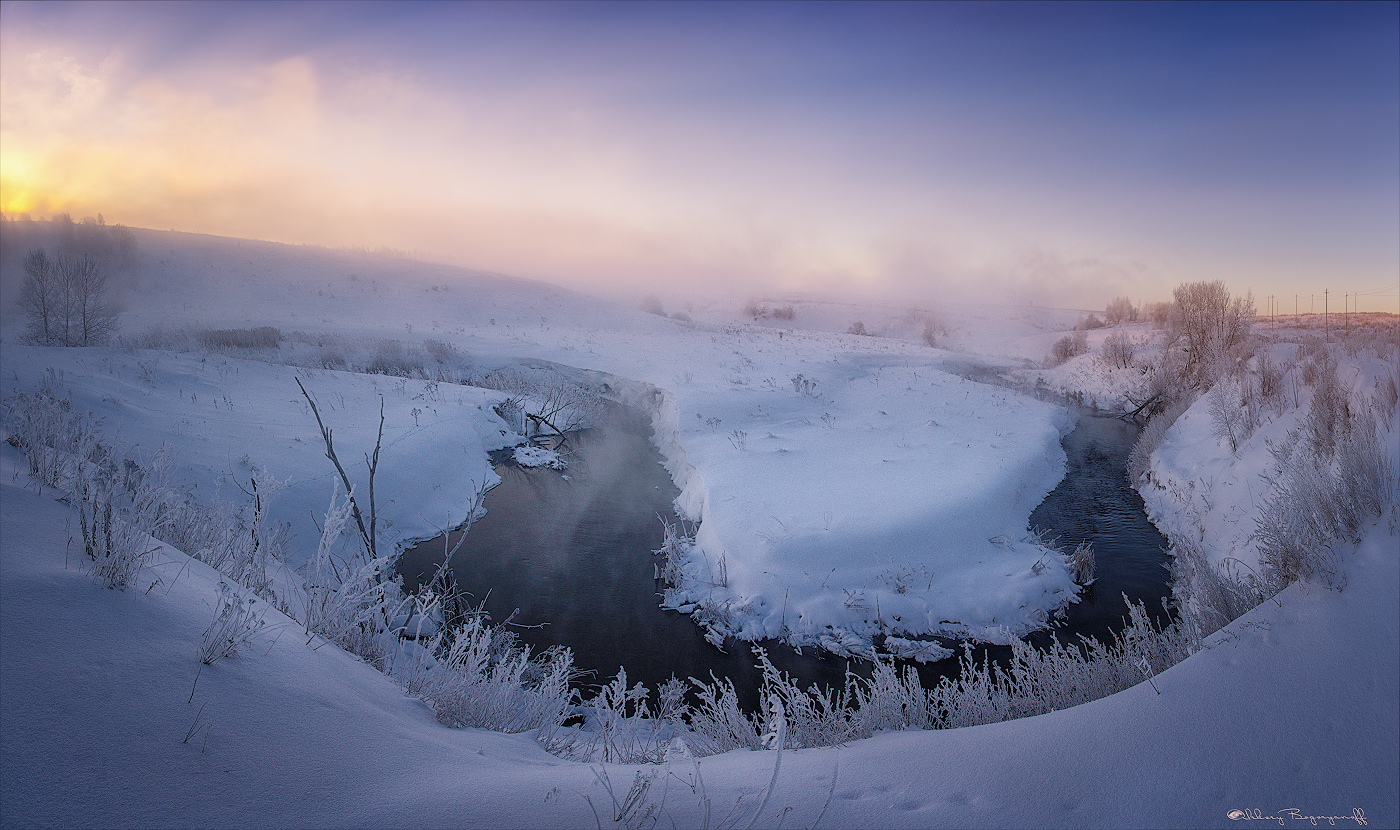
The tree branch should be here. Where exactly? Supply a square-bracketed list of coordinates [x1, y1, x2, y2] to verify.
[296, 376, 374, 558]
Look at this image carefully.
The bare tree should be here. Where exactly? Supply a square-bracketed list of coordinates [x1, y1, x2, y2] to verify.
[1169, 281, 1253, 376]
[1145, 301, 1172, 329]
[1104, 296, 1137, 325]
[59, 253, 119, 346]
[1100, 331, 1136, 368]
[18, 249, 58, 345]
[296, 377, 382, 560]
[18, 247, 119, 346]
[477, 367, 603, 445]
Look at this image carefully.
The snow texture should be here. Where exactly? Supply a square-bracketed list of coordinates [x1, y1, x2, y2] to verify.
[2, 229, 1395, 827]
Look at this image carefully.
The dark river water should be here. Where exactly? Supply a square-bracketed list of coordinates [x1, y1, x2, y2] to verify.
[396, 406, 1172, 710]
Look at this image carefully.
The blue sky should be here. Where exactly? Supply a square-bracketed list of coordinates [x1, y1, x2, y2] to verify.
[2, 0, 1396, 309]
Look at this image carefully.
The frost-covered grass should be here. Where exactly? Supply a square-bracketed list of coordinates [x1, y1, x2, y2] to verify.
[5, 455, 1394, 826]
[1139, 329, 1399, 645]
[2, 228, 1396, 826]
[1, 231, 1093, 661]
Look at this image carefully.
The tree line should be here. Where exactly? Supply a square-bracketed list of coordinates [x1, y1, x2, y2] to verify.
[17, 215, 131, 347]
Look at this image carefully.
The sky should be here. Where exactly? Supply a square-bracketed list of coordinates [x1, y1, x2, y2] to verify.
[1, 0, 1397, 311]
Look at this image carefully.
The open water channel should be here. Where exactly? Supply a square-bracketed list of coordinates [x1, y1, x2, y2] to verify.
[396, 401, 1172, 711]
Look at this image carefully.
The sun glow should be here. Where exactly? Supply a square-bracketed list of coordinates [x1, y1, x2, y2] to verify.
[0, 3, 1395, 308]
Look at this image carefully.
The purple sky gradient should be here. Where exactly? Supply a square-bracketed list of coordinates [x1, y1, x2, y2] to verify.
[2, 0, 1396, 309]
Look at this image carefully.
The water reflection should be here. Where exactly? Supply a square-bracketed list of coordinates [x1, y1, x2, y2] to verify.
[397, 408, 1172, 711]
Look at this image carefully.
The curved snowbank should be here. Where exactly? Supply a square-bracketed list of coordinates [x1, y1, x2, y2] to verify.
[3, 467, 1392, 829]
[0, 345, 513, 568]
[642, 357, 1079, 653]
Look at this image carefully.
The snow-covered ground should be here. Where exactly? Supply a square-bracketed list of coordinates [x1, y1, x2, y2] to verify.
[2, 444, 1394, 828]
[2, 227, 1397, 827]
[1142, 342, 1400, 572]
[1, 227, 1099, 655]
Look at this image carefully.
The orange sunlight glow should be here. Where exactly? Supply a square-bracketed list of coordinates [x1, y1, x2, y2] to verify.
[2, 5, 1396, 311]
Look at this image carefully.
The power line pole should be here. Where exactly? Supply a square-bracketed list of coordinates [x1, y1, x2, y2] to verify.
[1324, 288, 1329, 342]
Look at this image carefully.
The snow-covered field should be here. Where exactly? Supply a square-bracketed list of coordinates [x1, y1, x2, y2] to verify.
[1, 227, 1100, 655]
[2, 445, 1394, 828]
[2, 227, 1397, 827]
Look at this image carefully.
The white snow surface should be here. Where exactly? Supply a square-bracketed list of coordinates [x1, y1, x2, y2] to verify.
[2, 229, 1396, 826]
[2, 446, 1394, 828]
[1142, 343, 1400, 572]
[1, 228, 1088, 652]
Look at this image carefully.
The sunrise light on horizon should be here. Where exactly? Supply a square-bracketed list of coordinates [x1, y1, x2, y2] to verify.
[1, 0, 1397, 310]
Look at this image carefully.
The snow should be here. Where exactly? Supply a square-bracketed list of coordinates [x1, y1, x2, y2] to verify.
[1023, 323, 1157, 412]
[0, 227, 1093, 655]
[2, 446, 1394, 828]
[514, 445, 566, 469]
[0, 345, 510, 570]
[1142, 343, 1400, 572]
[2, 227, 1396, 827]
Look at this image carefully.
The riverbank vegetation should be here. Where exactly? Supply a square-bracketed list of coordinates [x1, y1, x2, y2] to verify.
[9, 282, 1391, 766]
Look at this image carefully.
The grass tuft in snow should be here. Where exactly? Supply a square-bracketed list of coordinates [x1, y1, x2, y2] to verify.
[406, 612, 574, 733]
[198, 581, 267, 665]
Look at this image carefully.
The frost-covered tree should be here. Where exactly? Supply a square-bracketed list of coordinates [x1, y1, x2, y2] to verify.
[1169, 281, 1253, 378]
[18, 249, 58, 345]
[18, 247, 119, 346]
[1104, 296, 1137, 325]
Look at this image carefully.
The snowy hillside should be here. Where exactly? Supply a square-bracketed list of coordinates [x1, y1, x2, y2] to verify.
[2, 445, 1394, 828]
[2, 226, 1099, 655]
[2, 226, 1396, 828]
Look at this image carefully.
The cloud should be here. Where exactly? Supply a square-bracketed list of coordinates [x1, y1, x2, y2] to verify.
[1, 5, 1395, 310]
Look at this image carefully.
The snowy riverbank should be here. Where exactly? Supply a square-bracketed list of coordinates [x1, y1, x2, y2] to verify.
[3, 443, 1393, 828]
[2, 230, 1395, 827]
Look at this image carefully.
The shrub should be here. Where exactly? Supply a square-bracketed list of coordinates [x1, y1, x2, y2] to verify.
[1127, 397, 1190, 482]
[301, 482, 395, 667]
[1207, 378, 1246, 453]
[423, 338, 462, 365]
[1303, 355, 1350, 457]
[199, 581, 267, 664]
[1145, 301, 1172, 329]
[640, 295, 666, 316]
[476, 367, 605, 437]
[790, 374, 819, 396]
[772, 305, 795, 321]
[683, 673, 761, 755]
[540, 671, 687, 764]
[922, 315, 949, 348]
[366, 339, 426, 378]
[196, 327, 282, 350]
[1257, 351, 1285, 413]
[409, 613, 574, 733]
[743, 300, 768, 320]
[1256, 410, 1395, 590]
[1101, 331, 1136, 369]
[1077, 313, 1106, 331]
[1374, 356, 1399, 421]
[6, 390, 179, 590]
[848, 321, 868, 336]
[1167, 535, 1267, 651]
[1105, 296, 1137, 325]
[929, 599, 1189, 728]
[1070, 542, 1096, 584]
[3, 385, 96, 489]
[1050, 330, 1088, 365]
[1168, 281, 1254, 377]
